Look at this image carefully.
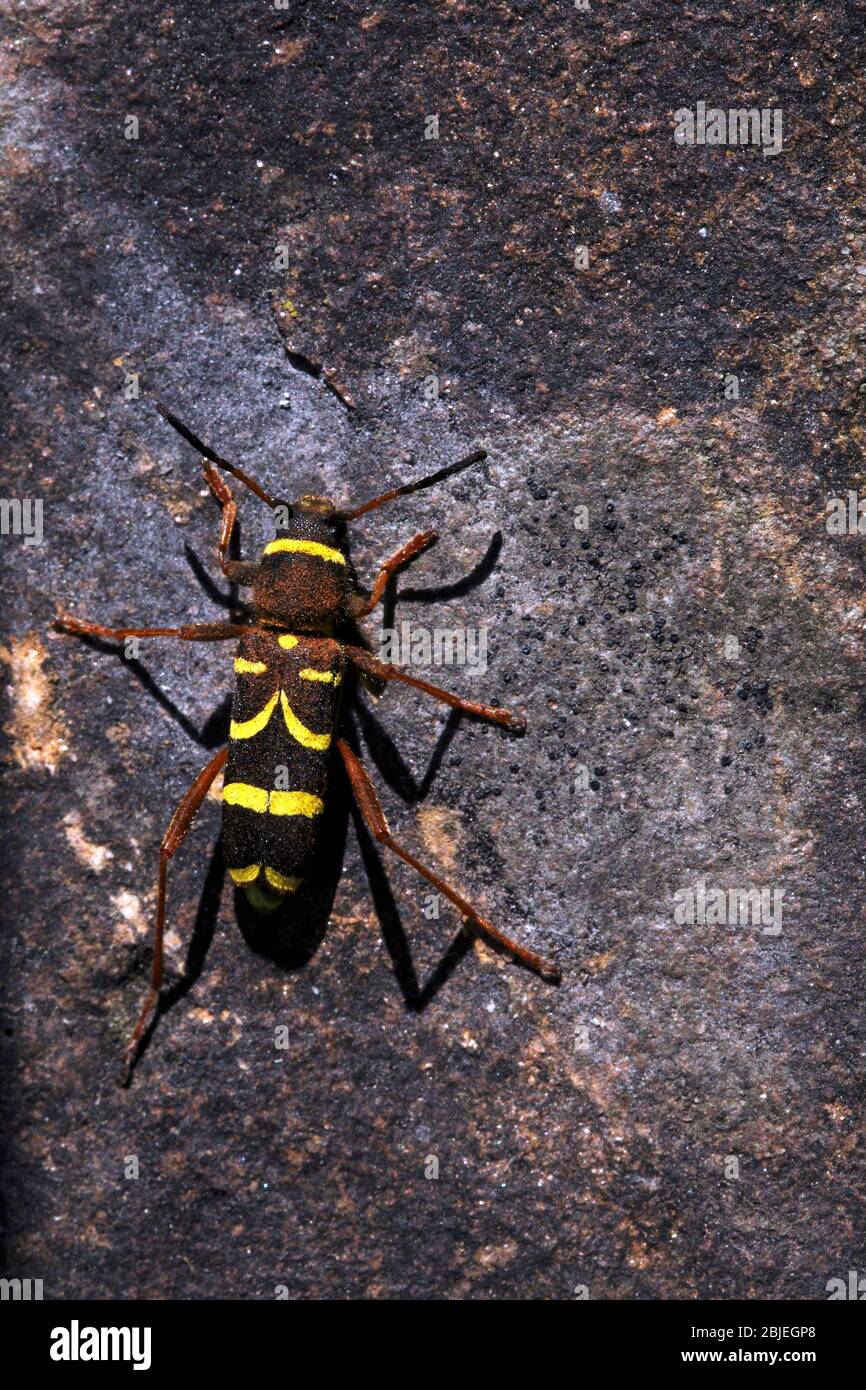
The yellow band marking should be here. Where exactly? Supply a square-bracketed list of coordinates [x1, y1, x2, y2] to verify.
[222, 783, 323, 817]
[279, 690, 331, 750]
[277, 633, 299, 650]
[229, 690, 279, 740]
[264, 867, 303, 892]
[228, 863, 303, 893]
[269, 789, 324, 817]
[264, 538, 346, 566]
[299, 667, 341, 685]
[228, 863, 260, 885]
[234, 657, 268, 675]
[228, 685, 333, 748]
[223, 782, 269, 813]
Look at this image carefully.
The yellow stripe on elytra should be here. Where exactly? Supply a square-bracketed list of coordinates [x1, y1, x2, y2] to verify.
[280, 691, 331, 751]
[269, 790, 324, 817]
[227, 863, 303, 892]
[277, 633, 299, 649]
[223, 782, 269, 813]
[264, 867, 303, 892]
[299, 667, 341, 685]
[229, 690, 279, 740]
[228, 863, 260, 885]
[223, 783, 323, 817]
[234, 657, 268, 675]
[264, 538, 346, 566]
[228, 684, 332, 748]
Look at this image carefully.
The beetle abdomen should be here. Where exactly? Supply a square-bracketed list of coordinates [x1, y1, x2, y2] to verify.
[221, 631, 344, 912]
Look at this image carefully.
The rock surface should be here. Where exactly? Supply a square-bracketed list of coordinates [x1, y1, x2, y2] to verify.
[1, 1, 864, 1298]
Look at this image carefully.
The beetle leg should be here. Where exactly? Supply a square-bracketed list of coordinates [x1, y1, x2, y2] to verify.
[200, 460, 239, 574]
[53, 616, 250, 642]
[353, 530, 438, 617]
[198, 460, 258, 586]
[336, 738, 559, 982]
[343, 644, 526, 731]
[120, 745, 229, 1085]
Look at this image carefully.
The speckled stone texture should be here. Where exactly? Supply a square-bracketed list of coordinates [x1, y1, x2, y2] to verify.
[1, 1, 864, 1299]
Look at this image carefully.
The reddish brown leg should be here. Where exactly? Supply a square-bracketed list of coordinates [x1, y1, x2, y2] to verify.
[121, 745, 228, 1085]
[53, 615, 250, 642]
[344, 644, 526, 732]
[337, 739, 559, 982]
[156, 404, 259, 585]
[201, 460, 239, 576]
[200, 462, 259, 586]
[354, 530, 438, 617]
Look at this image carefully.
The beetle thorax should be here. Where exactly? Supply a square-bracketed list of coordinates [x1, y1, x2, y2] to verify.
[252, 512, 349, 631]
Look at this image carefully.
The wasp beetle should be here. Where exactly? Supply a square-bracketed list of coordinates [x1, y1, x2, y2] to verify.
[54, 404, 560, 1082]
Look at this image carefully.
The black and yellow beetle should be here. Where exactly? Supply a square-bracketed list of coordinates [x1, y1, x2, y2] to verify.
[54, 403, 560, 1082]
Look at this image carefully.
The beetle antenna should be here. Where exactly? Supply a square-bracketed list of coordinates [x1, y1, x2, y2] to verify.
[337, 448, 487, 521]
[156, 402, 276, 507]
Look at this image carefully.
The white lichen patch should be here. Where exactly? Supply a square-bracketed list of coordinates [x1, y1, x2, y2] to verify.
[417, 804, 463, 871]
[206, 768, 224, 802]
[0, 633, 71, 773]
[110, 890, 148, 943]
[62, 810, 114, 872]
